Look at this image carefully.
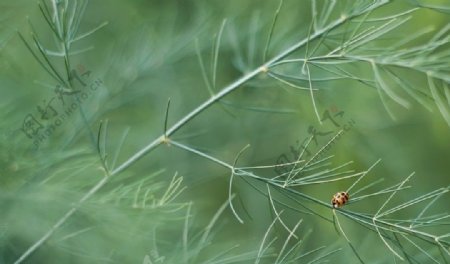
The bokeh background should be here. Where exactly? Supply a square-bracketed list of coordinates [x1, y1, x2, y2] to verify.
[0, 0, 449, 263]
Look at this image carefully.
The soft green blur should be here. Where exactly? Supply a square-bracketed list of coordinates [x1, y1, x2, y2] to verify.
[1, 0, 449, 263]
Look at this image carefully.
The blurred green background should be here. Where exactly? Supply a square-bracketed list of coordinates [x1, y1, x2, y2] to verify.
[0, 0, 449, 263]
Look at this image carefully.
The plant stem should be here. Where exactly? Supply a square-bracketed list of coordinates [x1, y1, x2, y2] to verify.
[170, 139, 450, 257]
[15, 1, 391, 262]
[14, 176, 109, 264]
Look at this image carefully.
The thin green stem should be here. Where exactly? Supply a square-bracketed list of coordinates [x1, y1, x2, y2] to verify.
[15, 2, 392, 262]
[170, 139, 449, 258]
[14, 176, 109, 264]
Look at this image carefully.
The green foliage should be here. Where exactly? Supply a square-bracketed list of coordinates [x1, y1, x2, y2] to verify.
[1, 0, 449, 263]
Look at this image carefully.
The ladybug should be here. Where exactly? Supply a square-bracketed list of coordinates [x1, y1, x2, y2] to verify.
[331, 191, 349, 208]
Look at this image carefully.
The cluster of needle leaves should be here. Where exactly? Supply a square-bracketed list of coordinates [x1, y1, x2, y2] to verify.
[3, 0, 450, 263]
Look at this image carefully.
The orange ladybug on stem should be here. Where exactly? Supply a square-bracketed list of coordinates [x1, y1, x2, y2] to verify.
[331, 191, 349, 208]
